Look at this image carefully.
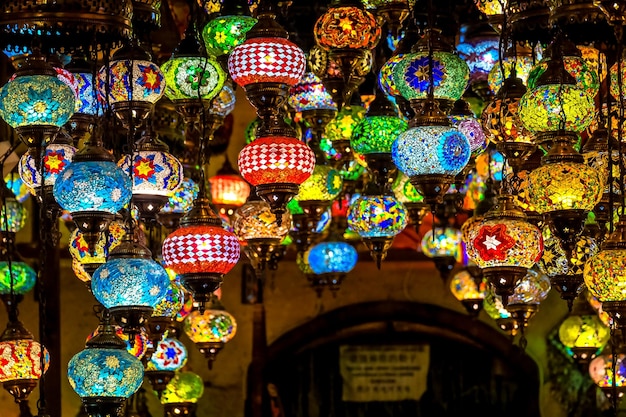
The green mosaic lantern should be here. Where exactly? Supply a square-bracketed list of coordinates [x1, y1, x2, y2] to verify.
[161, 56, 225, 101]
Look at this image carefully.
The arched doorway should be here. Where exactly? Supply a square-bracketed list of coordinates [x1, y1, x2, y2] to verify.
[264, 301, 540, 417]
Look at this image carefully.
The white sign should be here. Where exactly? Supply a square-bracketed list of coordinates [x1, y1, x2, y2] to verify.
[339, 345, 430, 402]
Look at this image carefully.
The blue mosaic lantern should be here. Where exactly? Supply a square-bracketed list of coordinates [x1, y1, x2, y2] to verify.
[347, 194, 407, 268]
[0, 51, 76, 149]
[67, 312, 144, 416]
[53, 136, 132, 253]
[91, 240, 170, 337]
[308, 241, 357, 275]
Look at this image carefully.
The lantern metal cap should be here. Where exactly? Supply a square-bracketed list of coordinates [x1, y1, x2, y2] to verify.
[85, 310, 127, 350]
[450, 99, 474, 117]
[135, 131, 169, 152]
[180, 196, 223, 227]
[413, 28, 453, 54]
[483, 194, 527, 221]
[13, 49, 56, 78]
[534, 51, 577, 87]
[602, 216, 626, 250]
[108, 238, 153, 260]
[112, 40, 152, 62]
[366, 88, 398, 117]
[72, 140, 116, 163]
[245, 1, 288, 39]
[65, 54, 94, 74]
[496, 74, 527, 99]
[410, 99, 450, 127]
[0, 319, 33, 342]
[541, 133, 584, 164]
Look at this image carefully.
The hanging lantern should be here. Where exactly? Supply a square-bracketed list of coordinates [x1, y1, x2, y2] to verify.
[449, 99, 487, 158]
[53, 135, 132, 252]
[145, 336, 188, 396]
[487, 44, 537, 94]
[0, 191, 27, 234]
[0, 50, 76, 149]
[347, 193, 407, 268]
[450, 266, 486, 316]
[65, 55, 99, 142]
[68, 312, 144, 417]
[589, 351, 626, 398]
[158, 177, 200, 229]
[392, 172, 429, 231]
[308, 239, 358, 293]
[161, 371, 204, 415]
[119, 132, 183, 221]
[456, 24, 500, 87]
[392, 99, 471, 209]
[313, 0, 381, 107]
[91, 239, 170, 337]
[528, 135, 603, 263]
[98, 41, 165, 128]
[183, 296, 236, 369]
[483, 288, 518, 337]
[463, 195, 543, 304]
[233, 197, 290, 271]
[238, 135, 316, 222]
[559, 295, 610, 363]
[288, 72, 337, 114]
[18, 129, 77, 205]
[360, 0, 412, 39]
[0, 258, 36, 297]
[202, 0, 257, 57]
[209, 158, 251, 217]
[505, 268, 551, 329]
[4, 173, 30, 204]
[147, 279, 185, 347]
[392, 29, 470, 112]
[162, 195, 240, 312]
[421, 227, 464, 280]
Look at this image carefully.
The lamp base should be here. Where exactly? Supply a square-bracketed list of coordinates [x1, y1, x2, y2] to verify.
[495, 141, 536, 173]
[364, 153, 397, 193]
[3, 379, 37, 403]
[362, 237, 394, 270]
[460, 298, 484, 317]
[109, 305, 153, 343]
[82, 396, 126, 417]
[15, 125, 57, 150]
[164, 403, 195, 417]
[244, 238, 283, 272]
[409, 174, 453, 209]
[145, 370, 175, 398]
[146, 316, 174, 347]
[482, 266, 527, 308]
[133, 194, 169, 222]
[179, 273, 224, 314]
[196, 341, 224, 370]
[255, 183, 299, 226]
[111, 100, 154, 130]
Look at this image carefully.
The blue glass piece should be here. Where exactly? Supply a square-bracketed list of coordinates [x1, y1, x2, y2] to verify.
[92, 258, 170, 309]
[53, 160, 132, 214]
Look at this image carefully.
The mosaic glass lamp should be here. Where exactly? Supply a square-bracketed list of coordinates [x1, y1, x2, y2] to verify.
[0, 50, 76, 149]
[233, 196, 290, 271]
[0, 258, 36, 296]
[559, 296, 609, 363]
[53, 134, 132, 253]
[347, 193, 407, 268]
[146, 336, 188, 385]
[147, 279, 185, 347]
[65, 55, 99, 142]
[450, 266, 487, 316]
[528, 135, 603, 263]
[324, 105, 366, 165]
[183, 296, 236, 369]
[505, 268, 551, 328]
[162, 194, 240, 312]
[161, 371, 204, 416]
[463, 195, 543, 305]
[119, 132, 183, 220]
[487, 44, 537, 94]
[159, 177, 199, 229]
[69, 219, 126, 281]
[0, 319, 49, 405]
[421, 227, 464, 280]
[589, 352, 626, 398]
[449, 99, 487, 158]
[67, 312, 143, 417]
[18, 129, 77, 201]
[314, 0, 380, 51]
[392, 99, 471, 209]
[202, 0, 257, 57]
[4, 173, 29, 203]
[392, 29, 469, 110]
[288, 72, 337, 113]
[98, 41, 165, 128]
[392, 172, 429, 231]
[91, 238, 170, 337]
[85, 324, 148, 360]
[456, 29, 499, 85]
[518, 55, 595, 146]
[210, 81, 237, 118]
[209, 158, 251, 217]
[308, 240, 358, 290]
[238, 135, 316, 222]
[0, 191, 27, 234]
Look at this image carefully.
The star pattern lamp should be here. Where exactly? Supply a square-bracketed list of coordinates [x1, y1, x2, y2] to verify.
[463, 195, 543, 304]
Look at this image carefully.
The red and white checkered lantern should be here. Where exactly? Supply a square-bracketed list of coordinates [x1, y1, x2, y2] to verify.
[162, 225, 240, 276]
[228, 37, 306, 87]
[238, 136, 316, 186]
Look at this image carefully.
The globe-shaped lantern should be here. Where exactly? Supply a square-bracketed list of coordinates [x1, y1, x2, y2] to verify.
[527, 37, 599, 99]
[19, 129, 77, 201]
[505, 268, 551, 328]
[392, 100, 471, 208]
[347, 193, 407, 268]
[65, 56, 99, 142]
[589, 352, 626, 397]
[483, 289, 519, 337]
[91, 239, 170, 336]
[559, 297, 610, 363]
[4, 173, 30, 203]
[202, 0, 257, 57]
[162, 195, 241, 312]
[421, 227, 464, 280]
[0, 320, 49, 405]
[85, 325, 148, 360]
[392, 29, 469, 110]
[68, 313, 144, 417]
[314, 2, 380, 51]
[610, 51, 626, 104]
[392, 172, 429, 230]
[159, 177, 199, 229]
[456, 30, 499, 85]
[450, 266, 487, 316]
[528, 136, 603, 261]
[233, 196, 290, 271]
[449, 99, 487, 158]
[147, 337, 188, 373]
[0, 51, 76, 149]
[288, 72, 337, 113]
[324, 105, 366, 163]
[98, 41, 165, 128]
[294, 164, 343, 213]
[538, 224, 599, 308]
[161, 371, 204, 414]
[183, 297, 237, 368]
[209, 158, 251, 217]
[119, 133, 183, 220]
[518, 57, 595, 146]
[487, 45, 536, 93]
[147, 279, 185, 347]
[308, 240, 358, 290]
[209, 81, 237, 118]
[0, 192, 27, 234]
[463, 195, 543, 304]
[238, 135, 316, 222]
[69, 219, 126, 280]
[0, 258, 36, 296]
